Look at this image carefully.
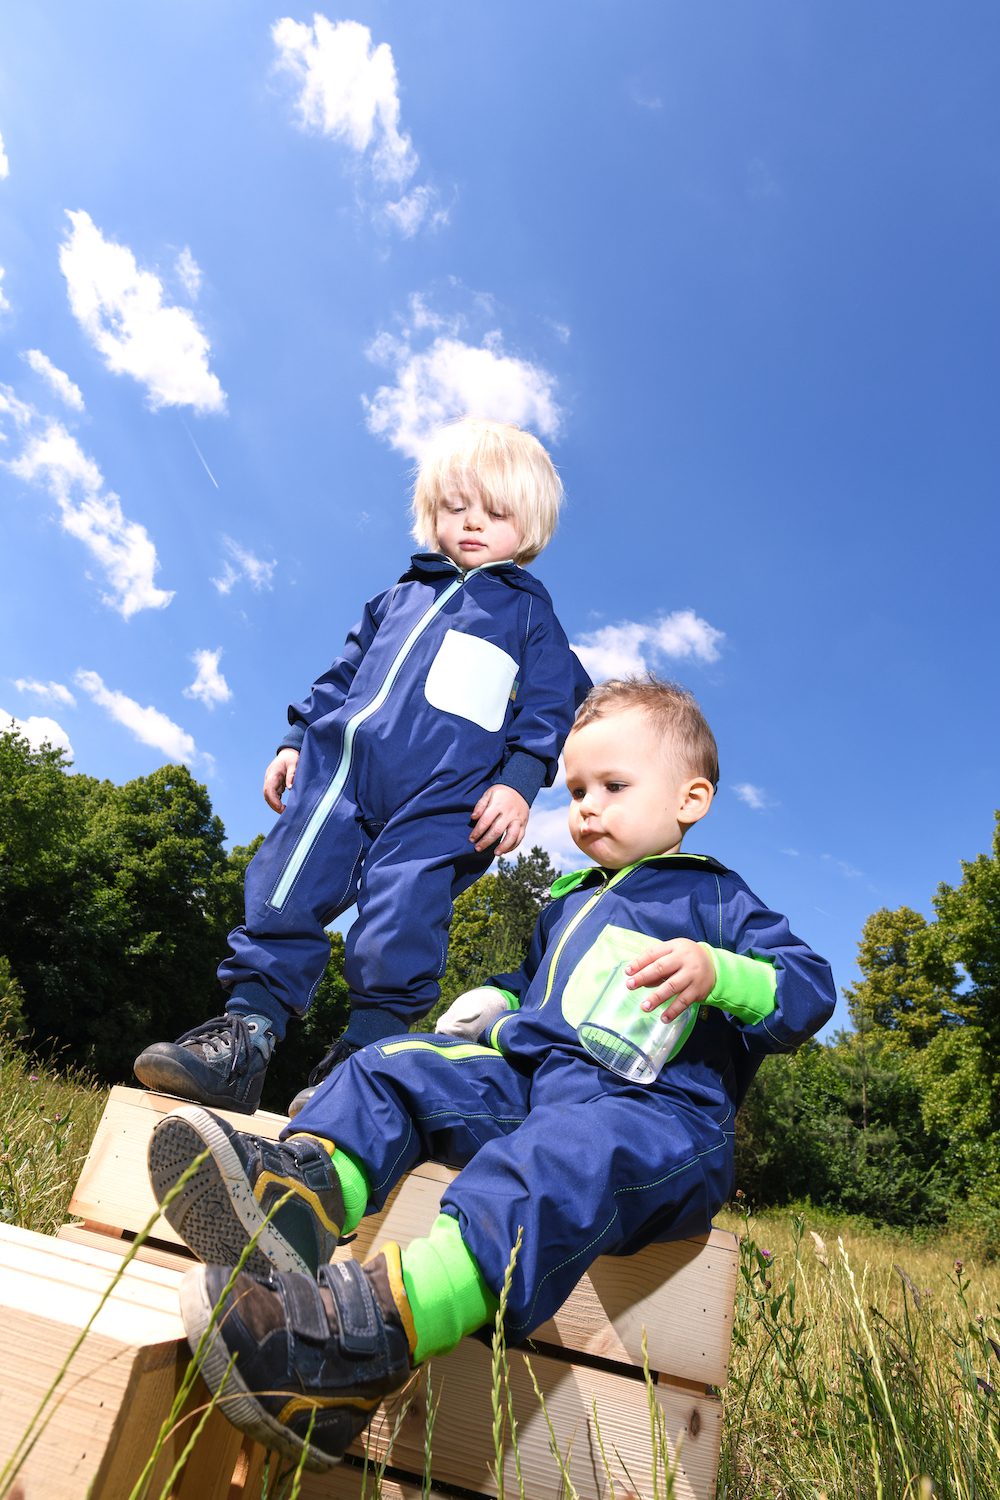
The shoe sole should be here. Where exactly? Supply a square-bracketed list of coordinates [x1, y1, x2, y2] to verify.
[148, 1105, 311, 1278]
[180, 1266, 342, 1472]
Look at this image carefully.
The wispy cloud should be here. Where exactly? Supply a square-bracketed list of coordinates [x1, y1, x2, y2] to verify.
[5, 412, 174, 617]
[0, 708, 73, 757]
[13, 678, 77, 707]
[272, 15, 444, 235]
[0, 382, 34, 435]
[59, 210, 226, 414]
[0, 267, 10, 315]
[176, 246, 202, 299]
[572, 612, 724, 680]
[22, 349, 85, 411]
[184, 648, 231, 709]
[75, 669, 196, 763]
[0, 128, 8, 179]
[212, 536, 276, 595]
[822, 853, 863, 880]
[732, 782, 771, 811]
[363, 301, 561, 460]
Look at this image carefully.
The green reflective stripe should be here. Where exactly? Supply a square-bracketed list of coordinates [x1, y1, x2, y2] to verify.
[381, 1039, 504, 1061]
[489, 1012, 515, 1050]
[268, 576, 464, 911]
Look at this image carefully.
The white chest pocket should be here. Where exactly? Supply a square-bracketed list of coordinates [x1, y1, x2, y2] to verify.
[424, 629, 519, 732]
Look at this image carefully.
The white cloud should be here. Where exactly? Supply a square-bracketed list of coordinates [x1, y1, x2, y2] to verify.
[212, 536, 276, 595]
[8, 419, 174, 617]
[75, 669, 195, 763]
[732, 782, 770, 811]
[573, 611, 725, 681]
[0, 129, 8, 178]
[822, 853, 863, 880]
[175, 246, 202, 299]
[13, 678, 77, 707]
[273, 15, 417, 184]
[382, 186, 448, 238]
[0, 267, 10, 315]
[364, 326, 561, 461]
[22, 349, 85, 411]
[272, 15, 445, 235]
[184, 648, 231, 709]
[0, 382, 34, 435]
[59, 210, 225, 414]
[0, 709, 73, 757]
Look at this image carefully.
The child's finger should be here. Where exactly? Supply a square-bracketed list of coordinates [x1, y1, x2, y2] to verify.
[627, 947, 682, 990]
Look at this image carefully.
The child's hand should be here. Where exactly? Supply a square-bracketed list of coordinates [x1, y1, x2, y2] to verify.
[469, 784, 530, 855]
[625, 940, 716, 1022]
[263, 749, 300, 813]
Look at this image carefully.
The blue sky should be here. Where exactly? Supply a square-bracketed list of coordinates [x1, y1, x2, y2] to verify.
[2, 3, 998, 1035]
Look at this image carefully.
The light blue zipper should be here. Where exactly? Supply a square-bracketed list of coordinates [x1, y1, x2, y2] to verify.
[267, 562, 506, 912]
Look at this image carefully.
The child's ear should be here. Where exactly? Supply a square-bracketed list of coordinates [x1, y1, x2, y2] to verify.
[678, 777, 714, 828]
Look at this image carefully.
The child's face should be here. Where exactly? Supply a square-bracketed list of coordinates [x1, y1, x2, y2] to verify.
[564, 707, 713, 870]
[434, 484, 523, 570]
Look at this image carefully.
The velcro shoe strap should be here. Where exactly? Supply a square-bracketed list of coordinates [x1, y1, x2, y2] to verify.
[279, 1271, 331, 1343]
[318, 1260, 381, 1356]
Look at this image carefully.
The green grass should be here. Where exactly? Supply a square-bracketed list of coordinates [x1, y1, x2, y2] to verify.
[3, 1030, 999, 1498]
[0, 1028, 107, 1234]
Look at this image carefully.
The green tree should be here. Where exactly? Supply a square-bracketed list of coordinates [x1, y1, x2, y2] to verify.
[418, 846, 560, 1030]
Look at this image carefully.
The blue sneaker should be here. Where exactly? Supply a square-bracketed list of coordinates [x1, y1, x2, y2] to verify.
[134, 1012, 275, 1115]
[147, 1103, 343, 1279]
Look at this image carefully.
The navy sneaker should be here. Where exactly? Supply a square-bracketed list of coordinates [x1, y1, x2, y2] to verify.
[147, 1104, 343, 1279]
[134, 1012, 275, 1115]
[287, 1034, 361, 1117]
[180, 1247, 415, 1470]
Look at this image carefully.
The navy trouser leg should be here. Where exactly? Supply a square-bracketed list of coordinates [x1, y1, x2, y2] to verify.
[287, 1043, 734, 1341]
[342, 802, 495, 1036]
[218, 734, 367, 1034]
[285, 1035, 531, 1198]
[446, 1061, 735, 1338]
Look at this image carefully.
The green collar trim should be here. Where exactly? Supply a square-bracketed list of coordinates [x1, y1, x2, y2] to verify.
[549, 852, 722, 900]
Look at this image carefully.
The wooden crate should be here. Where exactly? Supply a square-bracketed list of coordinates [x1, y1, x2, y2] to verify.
[60, 1088, 739, 1500]
[0, 1222, 244, 1500]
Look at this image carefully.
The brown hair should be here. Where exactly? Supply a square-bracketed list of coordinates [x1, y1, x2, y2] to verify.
[571, 676, 720, 787]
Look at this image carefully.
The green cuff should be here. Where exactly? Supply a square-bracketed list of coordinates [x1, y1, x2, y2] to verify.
[498, 987, 520, 1011]
[699, 943, 777, 1025]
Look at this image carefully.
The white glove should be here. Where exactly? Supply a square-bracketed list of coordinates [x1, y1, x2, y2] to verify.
[435, 986, 513, 1041]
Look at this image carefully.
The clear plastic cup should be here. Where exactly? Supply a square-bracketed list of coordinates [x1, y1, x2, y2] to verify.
[577, 962, 699, 1084]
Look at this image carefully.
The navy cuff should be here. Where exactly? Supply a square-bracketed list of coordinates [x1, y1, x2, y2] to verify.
[226, 982, 294, 1041]
[495, 750, 548, 806]
[278, 719, 307, 753]
[341, 1008, 412, 1046]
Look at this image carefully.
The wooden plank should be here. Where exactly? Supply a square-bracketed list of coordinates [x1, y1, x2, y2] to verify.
[290, 1341, 722, 1500]
[58, 1219, 198, 1273]
[0, 1223, 242, 1500]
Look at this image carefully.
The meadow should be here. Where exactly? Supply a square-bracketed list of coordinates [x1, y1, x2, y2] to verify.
[3, 1033, 998, 1500]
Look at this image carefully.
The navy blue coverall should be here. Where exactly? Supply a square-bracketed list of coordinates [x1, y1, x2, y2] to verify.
[220, 553, 585, 1044]
[287, 853, 836, 1337]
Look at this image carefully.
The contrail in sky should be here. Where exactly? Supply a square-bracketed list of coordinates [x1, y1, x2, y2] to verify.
[181, 419, 220, 489]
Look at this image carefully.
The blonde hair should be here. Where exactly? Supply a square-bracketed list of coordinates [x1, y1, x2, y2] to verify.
[412, 418, 563, 564]
[571, 677, 720, 787]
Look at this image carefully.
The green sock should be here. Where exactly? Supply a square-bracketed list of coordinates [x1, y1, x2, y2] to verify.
[328, 1147, 370, 1234]
[400, 1213, 499, 1362]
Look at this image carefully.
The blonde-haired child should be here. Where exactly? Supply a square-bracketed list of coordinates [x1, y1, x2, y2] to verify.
[135, 418, 587, 1114]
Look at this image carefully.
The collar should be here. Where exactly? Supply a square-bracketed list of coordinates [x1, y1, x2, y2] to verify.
[549, 851, 729, 900]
